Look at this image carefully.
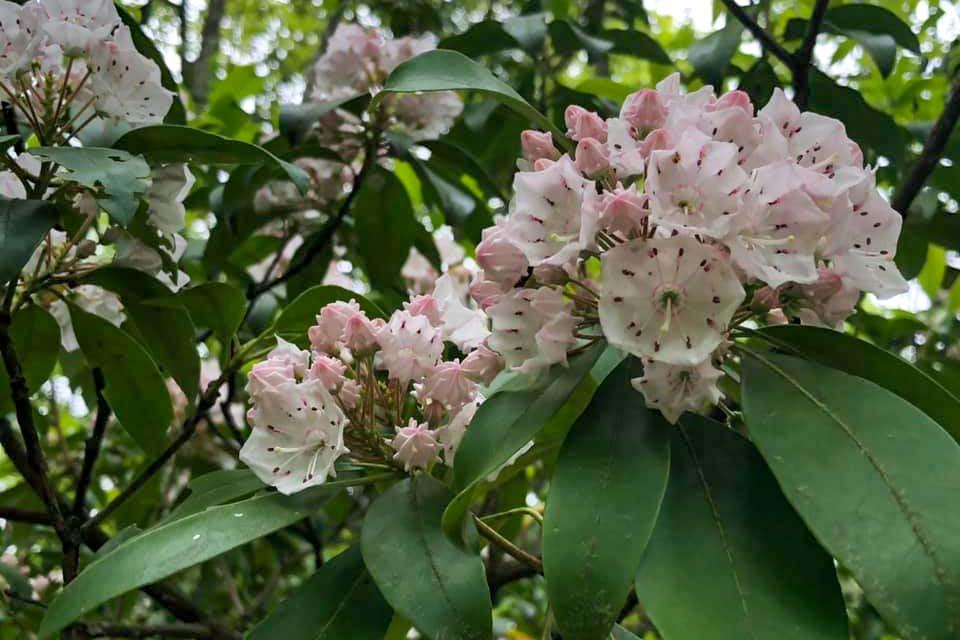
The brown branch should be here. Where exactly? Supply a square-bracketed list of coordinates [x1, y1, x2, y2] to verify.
[73, 368, 110, 516]
[75, 622, 225, 639]
[0, 506, 52, 525]
[792, 0, 830, 110]
[892, 78, 960, 216]
[718, 0, 795, 69]
[182, 0, 226, 104]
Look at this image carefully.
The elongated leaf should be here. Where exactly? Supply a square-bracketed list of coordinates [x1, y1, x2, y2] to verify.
[279, 94, 367, 144]
[29, 147, 150, 226]
[38, 492, 315, 638]
[689, 18, 744, 87]
[362, 475, 492, 640]
[379, 49, 568, 148]
[439, 21, 523, 56]
[543, 360, 671, 640]
[443, 343, 605, 541]
[0, 304, 60, 413]
[549, 19, 613, 57]
[826, 4, 920, 54]
[178, 282, 246, 344]
[611, 626, 642, 640]
[68, 304, 171, 454]
[248, 546, 391, 640]
[166, 469, 263, 521]
[756, 325, 960, 441]
[0, 198, 59, 283]
[635, 415, 847, 640]
[273, 285, 385, 347]
[83, 268, 199, 406]
[113, 125, 310, 194]
[603, 29, 672, 65]
[741, 351, 960, 640]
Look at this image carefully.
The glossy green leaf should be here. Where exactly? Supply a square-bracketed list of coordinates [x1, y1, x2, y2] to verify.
[362, 475, 492, 640]
[635, 415, 847, 640]
[178, 282, 246, 344]
[602, 29, 672, 65]
[38, 492, 315, 638]
[29, 147, 151, 226]
[918, 244, 946, 298]
[741, 351, 960, 640]
[826, 4, 921, 55]
[549, 19, 613, 57]
[248, 546, 391, 640]
[278, 94, 368, 145]
[113, 125, 310, 194]
[755, 325, 960, 441]
[689, 18, 744, 87]
[378, 49, 568, 148]
[543, 360, 671, 640]
[443, 343, 605, 541]
[166, 469, 264, 521]
[0, 198, 59, 284]
[68, 304, 171, 454]
[0, 305, 60, 413]
[439, 21, 523, 56]
[83, 268, 199, 406]
[272, 285, 385, 347]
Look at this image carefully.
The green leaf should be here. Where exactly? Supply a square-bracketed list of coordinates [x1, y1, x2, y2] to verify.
[178, 282, 246, 344]
[82, 268, 199, 406]
[68, 304, 171, 455]
[689, 18, 744, 87]
[278, 94, 368, 145]
[602, 29, 672, 65]
[0, 305, 60, 413]
[378, 49, 569, 149]
[439, 21, 523, 56]
[543, 360, 671, 640]
[443, 343, 606, 541]
[116, 4, 186, 125]
[0, 198, 59, 283]
[38, 492, 315, 639]
[739, 58, 780, 105]
[362, 475, 492, 640]
[755, 325, 960, 442]
[635, 415, 847, 640]
[247, 546, 392, 640]
[785, 15, 901, 77]
[549, 19, 614, 57]
[502, 12, 549, 50]
[826, 4, 921, 55]
[272, 285, 385, 347]
[611, 625, 642, 640]
[166, 469, 264, 521]
[741, 351, 960, 640]
[113, 125, 310, 194]
[353, 166, 423, 291]
[918, 244, 946, 299]
[29, 147, 150, 226]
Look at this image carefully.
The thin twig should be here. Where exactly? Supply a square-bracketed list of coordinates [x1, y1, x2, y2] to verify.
[718, 0, 794, 68]
[0, 506, 53, 524]
[793, 0, 830, 110]
[892, 78, 960, 216]
[73, 368, 110, 516]
[474, 516, 544, 573]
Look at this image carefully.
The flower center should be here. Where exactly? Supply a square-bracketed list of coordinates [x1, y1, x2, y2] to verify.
[671, 186, 702, 214]
[653, 285, 685, 332]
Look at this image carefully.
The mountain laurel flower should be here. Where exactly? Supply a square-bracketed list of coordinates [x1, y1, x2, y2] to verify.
[308, 355, 347, 391]
[430, 274, 490, 351]
[414, 360, 477, 417]
[574, 137, 611, 177]
[391, 419, 441, 472]
[475, 222, 529, 288]
[631, 357, 723, 424]
[521, 130, 561, 166]
[599, 236, 744, 366]
[435, 399, 481, 464]
[620, 89, 668, 135]
[469, 278, 504, 310]
[564, 105, 607, 142]
[309, 300, 363, 353]
[376, 310, 443, 387]
[488, 287, 576, 375]
[241, 379, 350, 494]
[342, 313, 382, 354]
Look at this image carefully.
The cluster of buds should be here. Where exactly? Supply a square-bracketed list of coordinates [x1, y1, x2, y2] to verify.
[239, 276, 502, 494]
[472, 73, 906, 422]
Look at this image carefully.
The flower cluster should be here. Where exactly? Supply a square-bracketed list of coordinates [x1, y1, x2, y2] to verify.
[310, 24, 462, 141]
[0, 0, 172, 139]
[473, 74, 907, 423]
[240, 276, 501, 494]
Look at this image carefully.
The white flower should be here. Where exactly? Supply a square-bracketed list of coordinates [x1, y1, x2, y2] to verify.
[241, 378, 349, 494]
[0, 2, 43, 78]
[435, 399, 480, 464]
[87, 39, 172, 124]
[645, 128, 747, 239]
[376, 310, 443, 387]
[599, 236, 744, 366]
[147, 164, 194, 234]
[431, 274, 490, 351]
[39, 0, 123, 56]
[487, 287, 576, 375]
[631, 357, 723, 423]
[506, 155, 591, 267]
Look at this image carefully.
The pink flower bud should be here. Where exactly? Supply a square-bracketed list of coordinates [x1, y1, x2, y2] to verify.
[343, 313, 380, 353]
[597, 186, 647, 237]
[469, 279, 503, 310]
[711, 90, 753, 115]
[638, 128, 672, 158]
[461, 344, 504, 385]
[574, 137, 610, 176]
[476, 227, 529, 287]
[391, 419, 440, 471]
[337, 379, 361, 410]
[750, 286, 780, 313]
[564, 105, 607, 142]
[521, 130, 560, 164]
[415, 360, 476, 415]
[621, 89, 667, 133]
[309, 300, 362, 353]
[532, 158, 556, 171]
[404, 294, 442, 325]
[308, 355, 347, 390]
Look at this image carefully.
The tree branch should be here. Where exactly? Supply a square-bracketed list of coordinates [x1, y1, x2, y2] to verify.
[73, 368, 110, 516]
[718, 0, 795, 69]
[892, 78, 960, 216]
[792, 0, 830, 110]
[183, 0, 226, 104]
[0, 506, 52, 525]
